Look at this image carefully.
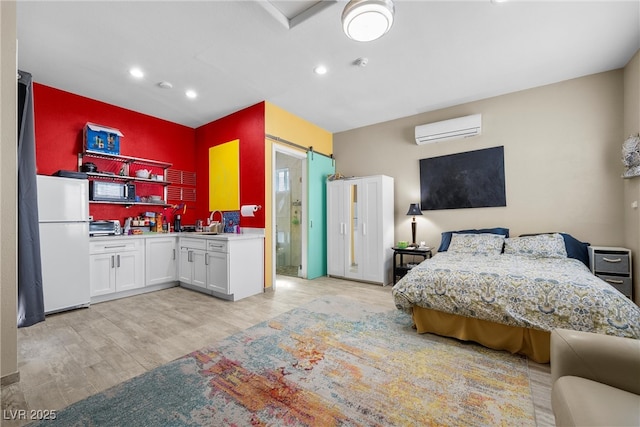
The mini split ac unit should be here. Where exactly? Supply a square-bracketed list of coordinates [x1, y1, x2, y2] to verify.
[415, 114, 482, 145]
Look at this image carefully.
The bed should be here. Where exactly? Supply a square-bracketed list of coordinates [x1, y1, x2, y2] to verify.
[392, 231, 640, 363]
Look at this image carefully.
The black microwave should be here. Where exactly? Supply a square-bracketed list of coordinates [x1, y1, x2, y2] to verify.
[89, 181, 136, 202]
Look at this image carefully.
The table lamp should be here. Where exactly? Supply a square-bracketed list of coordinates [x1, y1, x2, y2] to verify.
[406, 203, 423, 247]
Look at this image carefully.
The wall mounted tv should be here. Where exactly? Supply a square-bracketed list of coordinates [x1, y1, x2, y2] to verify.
[419, 146, 506, 210]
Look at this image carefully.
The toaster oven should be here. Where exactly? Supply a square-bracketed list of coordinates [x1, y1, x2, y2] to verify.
[89, 181, 136, 202]
[89, 220, 121, 236]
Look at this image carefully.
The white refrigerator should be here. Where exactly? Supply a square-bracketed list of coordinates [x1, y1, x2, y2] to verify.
[37, 175, 90, 314]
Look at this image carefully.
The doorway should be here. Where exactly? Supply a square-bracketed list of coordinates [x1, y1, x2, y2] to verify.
[274, 149, 305, 278]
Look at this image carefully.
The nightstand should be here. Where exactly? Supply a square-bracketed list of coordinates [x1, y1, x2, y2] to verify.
[392, 246, 432, 285]
[588, 246, 633, 299]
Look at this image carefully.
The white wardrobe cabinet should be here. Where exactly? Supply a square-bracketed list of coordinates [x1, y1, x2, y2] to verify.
[327, 175, 394, 285]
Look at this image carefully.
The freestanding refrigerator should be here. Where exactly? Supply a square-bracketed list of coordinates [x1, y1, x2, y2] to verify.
[37, 175, 90, 314]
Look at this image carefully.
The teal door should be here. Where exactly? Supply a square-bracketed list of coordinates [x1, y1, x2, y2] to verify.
[307, 153, 335, 279]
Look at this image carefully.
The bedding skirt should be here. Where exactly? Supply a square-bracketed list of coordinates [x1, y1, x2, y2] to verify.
[412, 306, 551, 363]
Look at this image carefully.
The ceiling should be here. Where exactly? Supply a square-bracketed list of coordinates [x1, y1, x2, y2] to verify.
[16, 1, 640, 133]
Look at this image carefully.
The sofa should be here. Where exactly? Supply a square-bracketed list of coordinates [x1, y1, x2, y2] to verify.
[551, 328, 640, 426]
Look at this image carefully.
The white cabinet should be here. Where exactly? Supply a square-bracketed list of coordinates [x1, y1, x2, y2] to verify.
[327, 175, 394, 285]
[90, 239, 145, 297]
[178, 238, 207, 289]
[206, 240, 229, 295]
[145, 237, 178, 286]
[179, 236, 264, 301]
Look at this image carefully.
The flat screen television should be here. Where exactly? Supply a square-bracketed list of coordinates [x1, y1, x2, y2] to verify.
[419, 146, 506, 210]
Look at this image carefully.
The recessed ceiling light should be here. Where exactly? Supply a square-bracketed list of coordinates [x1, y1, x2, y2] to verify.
[185, 90, 198, 99]
[314, 65, 328, 75]
[129, 67, 144, 79]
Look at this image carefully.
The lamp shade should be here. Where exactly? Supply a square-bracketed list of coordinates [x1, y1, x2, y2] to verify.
[406, 203, 422, 216]
[342, 0, 395, 42]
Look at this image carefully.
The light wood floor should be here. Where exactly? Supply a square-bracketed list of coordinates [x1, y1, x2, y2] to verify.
[1, 276, 554, 426]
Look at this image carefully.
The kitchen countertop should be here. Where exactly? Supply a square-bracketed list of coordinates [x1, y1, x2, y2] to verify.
[90, 232, 264, 241]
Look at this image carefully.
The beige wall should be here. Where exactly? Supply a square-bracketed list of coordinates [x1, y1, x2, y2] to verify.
[623, 50, 640, 304]
[1, 0, 18, 383]
[335, 70, 627, 272]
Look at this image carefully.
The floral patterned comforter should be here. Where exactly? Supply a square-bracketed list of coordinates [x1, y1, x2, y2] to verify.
[392, 253, 640, 339]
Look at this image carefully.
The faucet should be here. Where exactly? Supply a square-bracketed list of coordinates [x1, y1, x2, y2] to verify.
[209, 210, 222, 225]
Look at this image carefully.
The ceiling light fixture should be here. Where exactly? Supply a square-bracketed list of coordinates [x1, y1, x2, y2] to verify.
[129, 67, 144, 79]
[342, 0, 395, 42]
[185, 89, 197, 99]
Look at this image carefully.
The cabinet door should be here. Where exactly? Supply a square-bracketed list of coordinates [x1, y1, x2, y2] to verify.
[191, 249, 207, 289]
[115, 250, 144, 292]
[207, 252, 229, 294]
[360, 177, 383, 283]
[146, 238, 177, 286]
[327, 181, 346, 277]
[178, 247, 193, 284]
[90, 253, 116, 296]
[344, 179, 364, 281]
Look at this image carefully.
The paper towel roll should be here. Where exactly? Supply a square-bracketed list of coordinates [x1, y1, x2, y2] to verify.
[240, 204, 260, 217]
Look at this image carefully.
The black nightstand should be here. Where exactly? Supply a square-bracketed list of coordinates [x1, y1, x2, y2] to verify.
[392, 246, 432, 285]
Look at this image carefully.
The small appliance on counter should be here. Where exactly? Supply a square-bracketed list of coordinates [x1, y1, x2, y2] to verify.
[89, 220, 121, 236]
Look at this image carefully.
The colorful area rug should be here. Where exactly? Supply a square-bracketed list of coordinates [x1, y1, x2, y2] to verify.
[32, 297, 535, 426]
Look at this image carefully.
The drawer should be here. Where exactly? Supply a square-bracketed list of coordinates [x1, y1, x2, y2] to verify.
[90, 239, 141, 254]
[179, 237, 206, 250]
[596, 274, 632, 298]
[207, 240, 228, 253]
[593, 252, 630, 275]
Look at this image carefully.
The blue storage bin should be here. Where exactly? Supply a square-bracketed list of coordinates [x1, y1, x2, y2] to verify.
[84, 122, 123, 155]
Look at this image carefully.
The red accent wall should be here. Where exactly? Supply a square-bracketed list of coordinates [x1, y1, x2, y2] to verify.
[194, 102, 266, 228]
[33, 83, 197, 225]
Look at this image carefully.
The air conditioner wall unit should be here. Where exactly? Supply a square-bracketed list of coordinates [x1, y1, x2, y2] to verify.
[415, 114, 482, 145]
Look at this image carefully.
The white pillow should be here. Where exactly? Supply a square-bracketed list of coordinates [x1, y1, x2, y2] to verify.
[447, 233, 505, 255]
[504, 233, 567, 258]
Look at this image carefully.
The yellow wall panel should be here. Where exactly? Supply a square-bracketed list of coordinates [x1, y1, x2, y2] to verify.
[209, 140, 240, 211]
[265, 101, 333, 156]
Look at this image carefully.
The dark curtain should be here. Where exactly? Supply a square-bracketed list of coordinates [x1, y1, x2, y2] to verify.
[17, 70, 45, 327]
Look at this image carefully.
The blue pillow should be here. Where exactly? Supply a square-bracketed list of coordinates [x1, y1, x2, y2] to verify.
[560, 233, 590, 267]
[438, 227, 510, 252]
[518, 232, 590, 267]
